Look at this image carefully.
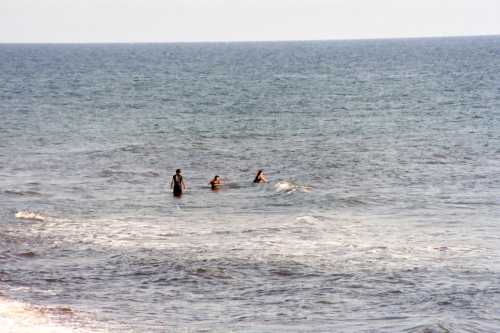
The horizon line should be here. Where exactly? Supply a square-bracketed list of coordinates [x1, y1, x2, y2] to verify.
[1, 33, 499, 45]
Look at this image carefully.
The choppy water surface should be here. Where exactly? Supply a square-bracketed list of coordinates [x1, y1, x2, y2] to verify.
[1, 37, 500, 332]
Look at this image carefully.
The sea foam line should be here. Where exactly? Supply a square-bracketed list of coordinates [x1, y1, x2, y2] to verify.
[15, 211, 47, 221]
[0, 296, 102, 333]
[273, 180, 312, 193]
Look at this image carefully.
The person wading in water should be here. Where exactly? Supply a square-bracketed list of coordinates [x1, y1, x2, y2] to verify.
[253, 169, 268, 183]
[170, 169, 186, 197]
[209, 175, 223, 190]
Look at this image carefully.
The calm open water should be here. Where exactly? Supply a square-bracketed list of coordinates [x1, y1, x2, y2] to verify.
[1, 36, 500, 332]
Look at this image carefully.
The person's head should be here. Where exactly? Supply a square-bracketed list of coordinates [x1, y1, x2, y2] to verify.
[176, 169, 181, 175]
[256, 170, 263, 177]
[214, 175, 219, 180]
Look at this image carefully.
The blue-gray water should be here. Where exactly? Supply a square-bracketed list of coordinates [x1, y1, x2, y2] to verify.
[1, 36, 500, 332]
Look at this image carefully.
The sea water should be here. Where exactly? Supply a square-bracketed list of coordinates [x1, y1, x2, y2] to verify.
[1, 37, 500, 332]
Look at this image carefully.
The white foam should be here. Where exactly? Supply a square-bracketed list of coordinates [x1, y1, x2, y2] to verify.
[295, 215, 320, 224]
[273, 180, 312, 194]
[0, 297, 99, 333]
[274, 181, 296, 193]
[15, 211, 47, 221]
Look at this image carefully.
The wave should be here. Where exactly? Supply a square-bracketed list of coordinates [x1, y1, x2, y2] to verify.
[98, 169, 160, 179]
[273, 180, 312, 194]
[14, 211, 71, 224]
[15, 211, 47, 222]
[4, 190, 42, 197]
[295, 215, 321, 224]
[0, 297, 98, 333]
[406, 323, 454, 333]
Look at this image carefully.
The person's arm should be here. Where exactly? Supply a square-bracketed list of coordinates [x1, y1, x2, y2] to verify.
[261, 175, 268, 183]
[170, 177, 174, 189]
[182, 179, 187, 190]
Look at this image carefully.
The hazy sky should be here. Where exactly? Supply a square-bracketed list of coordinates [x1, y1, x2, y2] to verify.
[1, 0, 499, 43]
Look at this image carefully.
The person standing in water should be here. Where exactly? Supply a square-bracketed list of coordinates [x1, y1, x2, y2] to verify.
[209, 175, 223, 190]
[170, 169, 186, 197]
[253, 169, 268, 183]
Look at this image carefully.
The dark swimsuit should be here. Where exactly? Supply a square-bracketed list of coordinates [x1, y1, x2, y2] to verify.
[173, 175, 183, 196]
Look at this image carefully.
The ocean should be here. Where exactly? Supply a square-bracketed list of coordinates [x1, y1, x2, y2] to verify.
[1, 36, 500, 332]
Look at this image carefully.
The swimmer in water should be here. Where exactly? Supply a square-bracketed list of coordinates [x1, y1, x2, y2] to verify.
[170, 169, 186, 197]
[209, 175, 223, 190]
[253, 169, 268, 183]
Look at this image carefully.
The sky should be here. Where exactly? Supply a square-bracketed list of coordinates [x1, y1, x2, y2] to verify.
[0, 0, 499, 43]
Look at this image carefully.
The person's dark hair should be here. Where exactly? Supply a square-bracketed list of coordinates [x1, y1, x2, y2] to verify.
[214, 175, 219, 179]
[254, 170, 263, 183]
[176, 169, 181, 174]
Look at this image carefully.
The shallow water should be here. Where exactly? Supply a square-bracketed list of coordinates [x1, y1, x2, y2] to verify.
[1, 36, 500, 332]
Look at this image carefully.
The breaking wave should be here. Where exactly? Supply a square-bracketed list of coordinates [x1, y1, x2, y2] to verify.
[273, 180, 312, 194]
[15, 211, 47, 222]
[0, 297, 100, 333]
